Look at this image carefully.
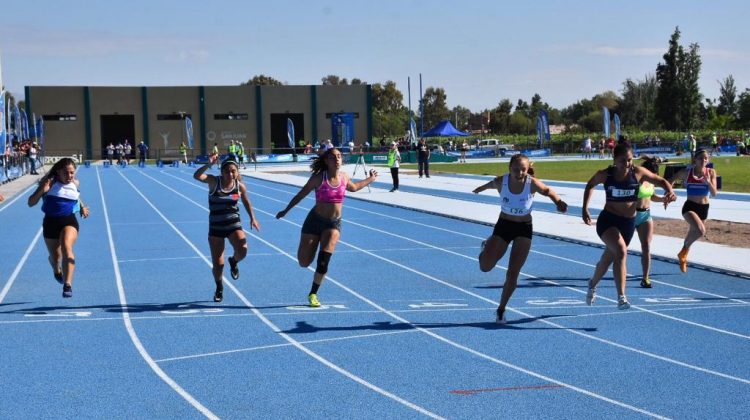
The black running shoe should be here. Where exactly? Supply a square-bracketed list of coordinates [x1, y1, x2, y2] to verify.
[228, 256, 239, 280]
[62, 284, 72, 298]
[214, 287, 223, 303]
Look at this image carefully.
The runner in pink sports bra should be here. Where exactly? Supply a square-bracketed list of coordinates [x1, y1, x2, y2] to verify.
[276, 147, 378, 307]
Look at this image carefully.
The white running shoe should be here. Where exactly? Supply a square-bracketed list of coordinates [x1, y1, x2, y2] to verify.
[495, 308, 506, 324]
[617, 296, 631, 310]
[586, 287, 596, 306]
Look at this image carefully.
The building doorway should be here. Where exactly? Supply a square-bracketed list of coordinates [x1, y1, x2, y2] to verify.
[270, 113, 303, 154]
[100, 115, 135, 159]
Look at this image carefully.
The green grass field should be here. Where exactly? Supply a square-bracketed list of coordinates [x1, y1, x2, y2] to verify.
[403, 155, 750, 193]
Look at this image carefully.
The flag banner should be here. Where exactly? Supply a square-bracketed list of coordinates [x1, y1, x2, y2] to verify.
[539, 109, 551, 143]
[185, 117, 194, 149]
[536, 116, 543, 148]
[0, 91, 6, 152]
[36, 117, 45, 152]
[20, 109, 29, 140]
[409, 118, 417, 144]
[12, 102, 21, 139]
[287, 118, 295, 150]
[602, 107, 610, 138]
[614, 113, 621, 139]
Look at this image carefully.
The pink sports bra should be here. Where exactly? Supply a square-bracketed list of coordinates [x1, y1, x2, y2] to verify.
[315, 171, 348, 203]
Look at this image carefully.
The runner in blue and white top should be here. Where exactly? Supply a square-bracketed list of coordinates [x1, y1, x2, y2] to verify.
[28, 158, 90, 298]
[472, 154, 568, 324]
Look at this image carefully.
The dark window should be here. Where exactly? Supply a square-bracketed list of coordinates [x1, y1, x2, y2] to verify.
[157, 114, 192, 121]
[43, 114, 77, 121]
[214, 113, 248, 120]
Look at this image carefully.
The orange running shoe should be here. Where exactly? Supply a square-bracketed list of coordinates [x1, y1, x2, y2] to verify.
[678, 247, 689, 273]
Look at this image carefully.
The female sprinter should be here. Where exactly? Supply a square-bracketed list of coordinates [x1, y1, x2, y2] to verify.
[275, 147, 377, 307]
[634, 156, 670, 288]
[28, 158, 90, 298]
[669, 149, 718, 272]
[473, 154, 568, 323]
[582, 144, 676, 309]
[194, 155, 260, 302]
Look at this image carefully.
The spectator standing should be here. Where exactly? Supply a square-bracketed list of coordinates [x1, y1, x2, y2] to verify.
[387, 141, 401, 192]
[416, 138, 430, 178]
[138, 141, 149, 166]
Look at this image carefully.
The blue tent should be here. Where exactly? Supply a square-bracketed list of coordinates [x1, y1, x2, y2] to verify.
[422, 120, 469, 137]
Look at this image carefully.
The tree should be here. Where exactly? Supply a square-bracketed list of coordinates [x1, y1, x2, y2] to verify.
[241, 74, 284, 86]
[488, 99, 513, 133]
[655, 28, 682, 130]
[321, 75, 348, 85]
[371, 80, 407, 138]
[678, 42, 702, 130]
[450, 105, 472, 132]
[655, 27, 703, 131]
[620, 74, 658, 129]
[717, 75, 737, 119]
[736, 89, 750, 129]
[420, 87, 450, 132]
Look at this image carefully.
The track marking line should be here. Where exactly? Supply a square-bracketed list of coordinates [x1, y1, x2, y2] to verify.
[0, 228, 42, 304]
[450, 384, 564, 395]
[96, 167, 220, 419]
[128, 170, 444, 419]
[154, 171, 670, 418]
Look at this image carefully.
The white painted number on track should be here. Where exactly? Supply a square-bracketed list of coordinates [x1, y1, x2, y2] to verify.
[409, 302, 469, 309]
[161, 304, 224, 315]
[287, 304, 348, 311]
[527, 299, 582, 306]
[642, 297, 701, 303]
[25, 311, 93, 317]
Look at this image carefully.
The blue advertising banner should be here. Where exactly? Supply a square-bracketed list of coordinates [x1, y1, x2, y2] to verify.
[602, 107, 610, 138]
[331, 113, 354, 148]
[185, 117, 194, 149]
[614, 113, 621, 140]
[0, 92, 6, 152]
[287, 118, 295, 149]
[539, 109, 551, 143]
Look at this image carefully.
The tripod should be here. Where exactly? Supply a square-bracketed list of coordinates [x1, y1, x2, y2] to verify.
[352, 152, 371, 192]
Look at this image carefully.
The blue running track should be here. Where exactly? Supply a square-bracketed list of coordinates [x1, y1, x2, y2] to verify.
[1, 165, 748, 418]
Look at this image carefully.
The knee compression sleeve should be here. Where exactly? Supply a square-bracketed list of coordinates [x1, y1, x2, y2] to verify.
[315, 250, 333, 275]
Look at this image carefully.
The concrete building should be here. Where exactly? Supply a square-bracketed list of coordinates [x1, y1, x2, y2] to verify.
[24, 84, 372, 160]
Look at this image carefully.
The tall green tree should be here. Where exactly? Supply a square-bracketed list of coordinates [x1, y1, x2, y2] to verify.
[371, 80, 407, 138]
[736, 89, 750, 129]
[450, 105, 471, 132]
[241, 74, 284, 86]
[717, 75, 737, 118]
[321, 75, 348, 85]
[620, 74, 658, 129]
[420, 87, 450, 132]
[655, 28, 682, 130]
[488, 99, 514, 133]
[655, 27, 702, 130]
[678, 42, 702, 130]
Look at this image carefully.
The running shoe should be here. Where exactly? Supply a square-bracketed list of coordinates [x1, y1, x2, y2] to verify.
[214, 287, 223, 303]
[617, 296, 631, 310]
[228, 256, 239, 280]
[640, 277, 652, 288]
[308, 293, 321, 308]
[62, 284, 73, 298]
[495, 308, 506, 324]
[586, 287, 596, 306]
[677, 248, 689, 273]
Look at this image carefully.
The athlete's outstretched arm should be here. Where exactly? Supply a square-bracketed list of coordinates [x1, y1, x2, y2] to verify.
[347, 169, 378, 192]
[276, 174, 320, 219]
[472, 177, 501, 194]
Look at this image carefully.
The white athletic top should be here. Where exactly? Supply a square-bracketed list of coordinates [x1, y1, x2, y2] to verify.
[499, 174, 534, 216]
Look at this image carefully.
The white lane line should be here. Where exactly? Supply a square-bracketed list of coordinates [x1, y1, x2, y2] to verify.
[155, 329, 420, 363]
[96, 166, 220, 420]
[0, 228, 43, 304]
[154, 171, 669, 418]
[129, 170, 444, 420]
[0, 185, 36, 213]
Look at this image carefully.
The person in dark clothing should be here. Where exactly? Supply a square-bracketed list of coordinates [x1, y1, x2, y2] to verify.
[416, 138, 430, 178]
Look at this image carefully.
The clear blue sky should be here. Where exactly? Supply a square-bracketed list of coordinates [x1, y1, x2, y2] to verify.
[1, 0, 748, 112]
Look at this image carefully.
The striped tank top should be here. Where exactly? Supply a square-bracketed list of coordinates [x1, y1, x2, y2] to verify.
[208, 179, 242, 234]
